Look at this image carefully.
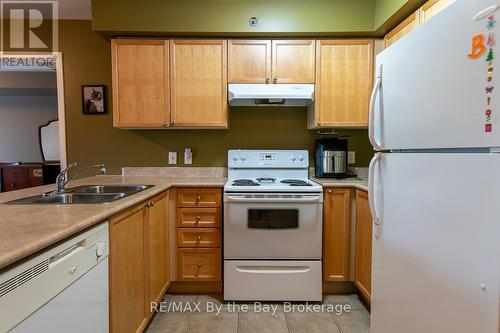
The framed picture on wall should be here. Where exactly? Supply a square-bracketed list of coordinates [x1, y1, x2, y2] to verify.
[82, 85, 107, 114]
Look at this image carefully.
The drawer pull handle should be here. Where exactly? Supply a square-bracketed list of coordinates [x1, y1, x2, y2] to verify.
[197, 235, 202, 241]
[196, 216, 201, 221]
[196, 195, 201, 202]
[197, 263, 203, 268]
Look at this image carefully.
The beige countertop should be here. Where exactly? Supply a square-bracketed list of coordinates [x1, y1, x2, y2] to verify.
[310, 176, 369, 192]
[0, 175, 226, 271]
[0, 172, 368, 271]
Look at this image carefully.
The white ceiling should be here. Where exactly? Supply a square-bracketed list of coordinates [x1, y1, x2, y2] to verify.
[12, 0, 92, 20]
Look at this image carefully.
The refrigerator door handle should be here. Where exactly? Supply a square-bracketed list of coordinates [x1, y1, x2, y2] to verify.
[369, 68, 382, 151]
[473, 5, 500, 21]
[368, 152, 381, 238]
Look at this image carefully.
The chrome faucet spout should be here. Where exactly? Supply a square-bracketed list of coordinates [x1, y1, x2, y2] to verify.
[54, 163, 107, 194]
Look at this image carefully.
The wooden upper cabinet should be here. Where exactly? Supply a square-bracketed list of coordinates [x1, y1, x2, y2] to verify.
[228, 40, 271, 83]
[384, 12, 420, 48]
[384, 0, 456, 49]
[420, 0, 456, 23]
[170, 39, 228, 128]
[112, 39, 169, 128]
[323, 188, 352, 282]
[310, 39, 374, 128]
[228, 39, 315, 83]
[355, 190, 373, 303]
[272, 40, 315, 83]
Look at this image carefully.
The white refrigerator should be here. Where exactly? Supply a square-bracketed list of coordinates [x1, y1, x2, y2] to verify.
[369, 0, 500, 332]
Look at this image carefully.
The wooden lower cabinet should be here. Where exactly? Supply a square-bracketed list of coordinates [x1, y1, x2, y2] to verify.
[323, 188, 352, 281]
[109, 204, 148, 333]
[109, 190, 170, 333]
[176, 187, 222, 282]
[354, 190, 373, 302]
[147, 192, 170, 308]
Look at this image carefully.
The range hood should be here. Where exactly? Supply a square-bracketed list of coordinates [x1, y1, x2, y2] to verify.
[228, 84, 314, 107]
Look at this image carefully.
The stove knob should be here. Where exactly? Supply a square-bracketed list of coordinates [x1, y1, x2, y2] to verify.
[298, 155, 304, 161]
[240, 155, 247, 161]
[291, 155, 296, 161]
[232, 155, 238, 161]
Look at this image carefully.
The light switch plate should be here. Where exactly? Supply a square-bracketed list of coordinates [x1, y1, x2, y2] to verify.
[348, 151, 356, 165]
[168, 152, 177, 165]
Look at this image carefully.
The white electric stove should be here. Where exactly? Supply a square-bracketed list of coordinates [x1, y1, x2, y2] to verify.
[223, 150, 323, 301]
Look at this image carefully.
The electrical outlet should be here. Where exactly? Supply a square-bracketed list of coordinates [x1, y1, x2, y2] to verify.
[168, 152, 177, 165]
[348, 151, 356, 165]
[184, 148, 192, 165]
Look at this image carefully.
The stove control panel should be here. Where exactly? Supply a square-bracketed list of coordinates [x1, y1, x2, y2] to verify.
[228, 150, 309, 168]
[260, 153, 276, 161]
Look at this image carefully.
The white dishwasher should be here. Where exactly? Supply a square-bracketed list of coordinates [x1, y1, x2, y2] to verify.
[0, 222, 109, 333]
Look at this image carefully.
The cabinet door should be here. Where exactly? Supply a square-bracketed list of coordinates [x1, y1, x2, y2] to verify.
[323, 188, 352, 281]
[384, 12, 420, 48]
[314, 40, 373, 128]
[147, 191, 170, 307]
[111, 39, 169, 128]
[272, 40, 315, 83]
[420, 0, 456, 23]
[228, 40, 271, 83]
[355, 190, 372, 302]
[170, 39, 228, 127]
[109, 204, 148, 333]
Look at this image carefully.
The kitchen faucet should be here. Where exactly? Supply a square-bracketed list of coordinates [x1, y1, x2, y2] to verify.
[55, 163, 107, 194]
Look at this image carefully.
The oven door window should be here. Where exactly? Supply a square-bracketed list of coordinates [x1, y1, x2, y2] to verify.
[247, 209, 299, 229]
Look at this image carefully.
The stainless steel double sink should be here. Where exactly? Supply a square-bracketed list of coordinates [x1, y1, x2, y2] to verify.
[5, 185, 154, 205]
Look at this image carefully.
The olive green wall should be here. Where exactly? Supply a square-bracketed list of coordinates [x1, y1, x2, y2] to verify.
[374, 0, 409, 29]
[91, 0, 425, 36]
[59, 20, 373, 175]
[92, 0, 377, 36]
[374, 0, 426, 34]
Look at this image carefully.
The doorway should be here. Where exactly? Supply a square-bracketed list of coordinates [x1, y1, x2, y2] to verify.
[0, 53, 66, 192]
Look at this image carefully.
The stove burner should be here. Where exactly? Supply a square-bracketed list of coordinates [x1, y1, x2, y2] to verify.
[280, 179, 312, 186]
[232, 179, 260, 186]
[256, 177, 276, 183]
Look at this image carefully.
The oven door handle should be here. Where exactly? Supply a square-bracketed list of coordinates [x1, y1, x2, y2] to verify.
[236, 266, 311, 274]
[225, 196, 322, 203]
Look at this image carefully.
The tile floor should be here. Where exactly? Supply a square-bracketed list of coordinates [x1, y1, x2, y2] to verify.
[146, 294, 370, 333]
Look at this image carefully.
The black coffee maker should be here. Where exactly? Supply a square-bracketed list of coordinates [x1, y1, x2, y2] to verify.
[315, 138, 348, 178]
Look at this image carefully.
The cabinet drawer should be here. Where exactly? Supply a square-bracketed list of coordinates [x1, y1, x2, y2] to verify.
[177, 208, 221, 228]
[2, 176, 30, 192]
[177, 188, 221, 207]
[178, 228, 220, 248]
[177, 248, 221, 281]
[3, 167, 28, 178]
